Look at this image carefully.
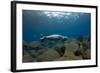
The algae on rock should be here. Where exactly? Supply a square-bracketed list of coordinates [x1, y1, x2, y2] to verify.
[37, 49, 60, 62]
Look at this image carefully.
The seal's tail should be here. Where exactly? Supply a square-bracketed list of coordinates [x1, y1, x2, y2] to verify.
[40, 34, 44, 38]
[40, 34, 45, 42]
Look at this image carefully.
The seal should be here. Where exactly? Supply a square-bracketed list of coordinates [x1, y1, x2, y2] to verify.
[40, 34, 68, 42]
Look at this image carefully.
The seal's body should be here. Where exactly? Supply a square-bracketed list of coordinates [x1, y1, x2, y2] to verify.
[40, 34, 68, 42]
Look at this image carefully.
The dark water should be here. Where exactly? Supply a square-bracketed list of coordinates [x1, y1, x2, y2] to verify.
[23, 10, 91, 43]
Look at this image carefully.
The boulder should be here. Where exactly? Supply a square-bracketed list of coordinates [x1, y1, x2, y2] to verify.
[37, 49, 60, 62]
[64, 41, 79, 53]
[82, 49, 91, 59]
[29, 41, 41, 48]
[63, 51, 82, 60]
[56, 51, 82, 61]
[23, 50, 37, 62]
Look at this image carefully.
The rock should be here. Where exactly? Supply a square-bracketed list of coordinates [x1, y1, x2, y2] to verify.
[64, 42, 79, 53]
[28, 41, 46, 51]
[55, 57, 66, 61]
[28, 50, 38, 58]
[56, 51, 82, 61]
[37, 49, 60, 62]
[55, 46, 66, 57]
[54, 43, 64, 48]
[77, 36, 83, 42]
[82, 49, 91, 59]
[63, 51, 82, 60]
[74, 49, 83, 56]
[23, 50, 37, 62]
[37, 48, 47, 55]
[81, 41, 90, 51]
[29, 41, 41, 48]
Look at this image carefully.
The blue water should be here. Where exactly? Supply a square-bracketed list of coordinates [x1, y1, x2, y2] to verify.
[23, 10, 91, 43]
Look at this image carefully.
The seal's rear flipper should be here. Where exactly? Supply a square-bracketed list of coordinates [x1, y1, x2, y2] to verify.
[40, 34, 44, 38]
[40, 38, 45, 42]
